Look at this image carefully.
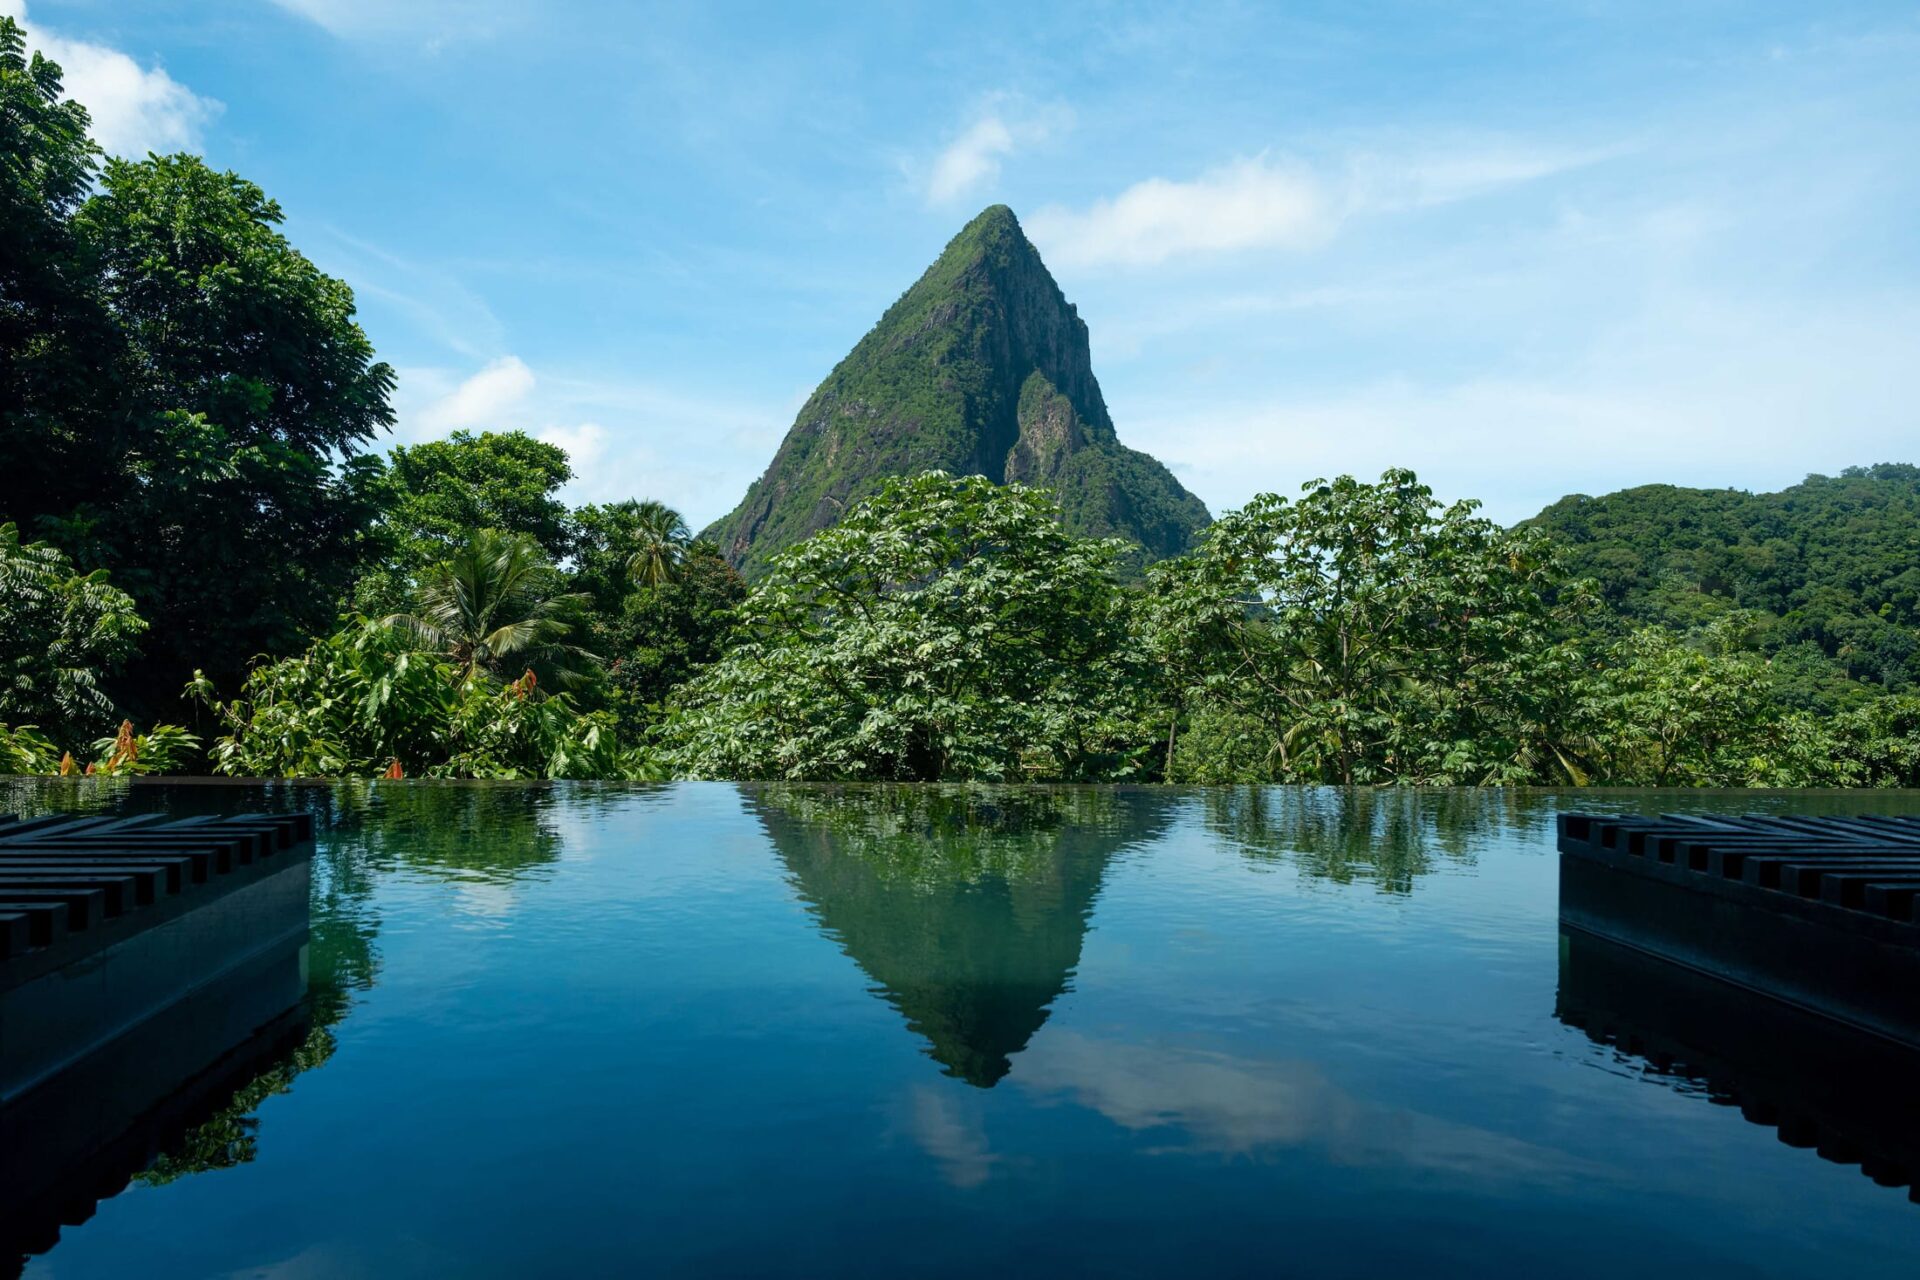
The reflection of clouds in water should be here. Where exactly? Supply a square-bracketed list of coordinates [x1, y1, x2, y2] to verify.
[1017, 1032, 1588, 1181]
[905, 1085, 999, 1189]
[238, 1244, 355, 1280]
[450, 879, 519, 924]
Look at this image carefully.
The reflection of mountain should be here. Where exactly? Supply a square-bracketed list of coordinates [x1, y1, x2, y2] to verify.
[749, 786, 1170, 1088]
[1558, 916, 1920, 1204]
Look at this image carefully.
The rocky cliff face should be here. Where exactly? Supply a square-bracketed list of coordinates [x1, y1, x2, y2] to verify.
[702, 205, 1210, 576]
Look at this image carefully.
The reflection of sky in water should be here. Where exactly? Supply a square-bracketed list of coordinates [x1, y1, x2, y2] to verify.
[7, 781, 1920, 1279]
[1014, 1032, 1591, 1179]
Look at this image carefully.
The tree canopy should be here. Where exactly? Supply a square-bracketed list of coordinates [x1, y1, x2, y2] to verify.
[1143, 471, 1592, 784]
[663, 472, 1145, 780]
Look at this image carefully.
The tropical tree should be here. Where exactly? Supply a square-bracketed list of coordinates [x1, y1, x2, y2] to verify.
[1146, 470, 1593, 784]
[602, 541, 744, 722]
[569, 501, 743, 730]
[375, 430, 575, 562]
[36, 151, 391, 707]
[0, 18, 116, 535]
[0, 522, 147, 748]
[1570, 618, 1788, 786]
[381, 529, 597, 687]
[660, 472, 1147, 781]
[625, 500, 692, 590]
[1801, 692, 1920, 788]
[349, 429, 577, 617]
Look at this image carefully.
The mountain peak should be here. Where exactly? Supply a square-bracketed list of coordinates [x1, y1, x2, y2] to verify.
[951, 202, 1023, 247]
[702, 211, 1210, 576]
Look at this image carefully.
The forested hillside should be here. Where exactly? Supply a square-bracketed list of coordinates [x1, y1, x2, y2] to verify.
[1530, 464, 1920, 703]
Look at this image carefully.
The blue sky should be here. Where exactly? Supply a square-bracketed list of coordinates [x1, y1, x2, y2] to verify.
[9, 0, 1919, 528]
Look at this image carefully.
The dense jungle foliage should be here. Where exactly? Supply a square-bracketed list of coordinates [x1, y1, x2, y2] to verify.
[5, 16, 1920, 787]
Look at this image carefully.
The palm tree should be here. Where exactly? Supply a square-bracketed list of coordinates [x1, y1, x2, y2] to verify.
[383, 529, 598, 686]
[626, 500, 691, 590]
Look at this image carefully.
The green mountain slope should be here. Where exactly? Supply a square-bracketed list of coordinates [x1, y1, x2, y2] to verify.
[702, 205, 1210, 575]
[1527, 463, 1920, 689]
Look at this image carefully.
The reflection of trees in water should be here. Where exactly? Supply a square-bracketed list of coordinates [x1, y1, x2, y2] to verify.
[134, 828, 374, 1183]
[1202, 787, 1553, 894]
[315, 780, 571, 883]
[0, 780, 584, 1187]
[748, 784, 1174, 1088]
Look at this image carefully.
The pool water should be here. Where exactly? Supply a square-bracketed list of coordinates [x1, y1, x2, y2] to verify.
[6, 781, 1920, 1278]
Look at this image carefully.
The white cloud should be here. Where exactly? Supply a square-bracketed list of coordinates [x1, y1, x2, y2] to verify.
[1027, 143, 1609, 270]
[411, 356, 536, 435]
[1027, 156, 1331, 268]
[4, 1, 220, 156]
[927, 117, 1016, 205]
[534, 421, 609, 473]
[922, 99, 1070, 206]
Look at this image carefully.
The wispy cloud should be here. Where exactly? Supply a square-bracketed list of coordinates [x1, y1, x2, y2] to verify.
[3, 1, 220, 156]
[301, 224, 512, 363]
[921, 96, 1071, 206]
[1344, 142, 1624, 212]
[1119, 286, 1920, 525]
[268, 0, 517, 46]
[1028, 156, 1331, 268]
[1028, 142, 1609, 269]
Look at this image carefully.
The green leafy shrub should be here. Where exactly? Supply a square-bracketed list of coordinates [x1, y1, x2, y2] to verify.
[0, 723, 65, 774]
[196, 618, 642, 779]
[89, 720, 202, 775]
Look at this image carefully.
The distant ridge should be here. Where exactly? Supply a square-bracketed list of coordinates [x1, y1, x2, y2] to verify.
[702, 205, 1210, 575]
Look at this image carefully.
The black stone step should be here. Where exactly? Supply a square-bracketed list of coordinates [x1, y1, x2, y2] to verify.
[0, 813, 316, 967]
[0, 902, 68, 955]
[0, 888, 108, 931]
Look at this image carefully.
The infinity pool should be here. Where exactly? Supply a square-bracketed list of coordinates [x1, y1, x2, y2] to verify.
[6, 781, 1919, 1277]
